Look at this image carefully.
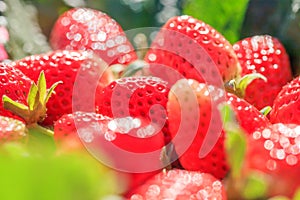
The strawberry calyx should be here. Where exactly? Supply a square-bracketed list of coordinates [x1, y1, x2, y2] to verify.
[260, 106, 272, 116]
[225, 73, 267, 97]
[120, 60, 149, 78]
[2, 71, 61, 135]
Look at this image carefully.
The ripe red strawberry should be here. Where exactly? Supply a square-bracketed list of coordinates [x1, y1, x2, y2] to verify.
[226, 92, 270, 134]
[0, 115, 27, 143]
[54, 111, 165, 195]
[127, 169, 227, 199]
[50, 7, 137, 65]
[167, 79, 228, 179]
[245, 123, 300, 197]
[0, 63, 32, 120]
[233, 35, 292, 110]
[145, 15, 241, 86]
[270, 76, 300, 124]
[98, 76, 170, 142]
[167, 79, 269, 180]
[12, 50, 114, 125]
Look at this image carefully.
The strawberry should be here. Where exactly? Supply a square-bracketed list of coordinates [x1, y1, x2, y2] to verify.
[0, 115, 27, 143]
[167, 79, 228, 179]
[167, 79, 269, 180]
[226, 92, 270, 134]
[50, 7, 137, 65]
[127, 169, 227, 199]
[270, 75, 300, 124]
[54, 111, 165, 195]
[245, 123, 300, 197]
[0, 62, 32, 120]
[97, 76, 170, 142]
[233, 35, 292, 110]
[145, 15, 241, 86]
[12, 50, 114, 125]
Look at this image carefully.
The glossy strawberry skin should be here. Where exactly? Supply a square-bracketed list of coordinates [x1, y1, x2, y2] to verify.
[167, 79, 228, 179]
[226, 92, 270, 134]
[50, 8, 137, 65]
[127, 169, 227, 200]
[0, 116, 27, 143]
[145, 15, 241, 86]
[98, 76, 170, 143]
[270, 76, 300, 124]
[167, 79, 269, 180]
[12, 50, 114, 125]
[233, 35, 292, 110]
[0, 63, 32, 120]
[54, 111, 165, 196]
[246, 123, 300, 197]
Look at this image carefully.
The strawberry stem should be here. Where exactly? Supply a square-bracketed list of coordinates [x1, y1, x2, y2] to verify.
[225, 73, 267, 97]
[27, 123, 54, 137]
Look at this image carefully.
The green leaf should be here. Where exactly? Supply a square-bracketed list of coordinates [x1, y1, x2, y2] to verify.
[183, 0, 250, 43]
[45, 81, 63, 104]
[220, 104, 246, 178]
[0, 146, 120, 200]
[242, 171, 268, 199]
[121, 60, 149, 77]
[37, 71, 47, 105]
[27, 83, 39, 111]
[2, 95, 29, 118]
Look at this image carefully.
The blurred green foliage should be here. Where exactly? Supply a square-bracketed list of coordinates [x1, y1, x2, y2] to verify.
[183, 0, 249, 43]
[0, 142, 121, 200]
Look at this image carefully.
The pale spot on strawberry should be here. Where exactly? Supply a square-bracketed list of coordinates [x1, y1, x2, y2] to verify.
[104, 131, 116, 142]
[78, 127, 94, 143]
[262, 128, 271, 139]
[279, 136, 290, 148]
[137, 124, 156, 138]
[196, 189, 209, 199]
[73, 33, 82, 42]
[108, 117, 141, 134]
[266, 159, 277, 171]
[146, 184, 160, 197]
[264, 140, 274, 150]
[130, 194, 143, 200]
[286, 155, 298, 166]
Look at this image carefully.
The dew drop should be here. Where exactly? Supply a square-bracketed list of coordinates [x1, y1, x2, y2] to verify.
[137, 124, 156, 138]
[264, 140, 274, 150]
[212, 181, 222, 191]
[286, 155, 298, 166]
[266, 159, 277, 171]
[192, 173, 203, 186]
[262, 128, 271, 139]
[104, 131, 116, 141]
[253, 131, 261, 140]
[78, 128, 94, 143]
[97, 31, 107, 42]
[197, 189, 209, 199]
[146, 184, 160, 197]
[130, 194, 143, 200]
[279, 136, 290, 148]
[148, 53, 157, 62]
